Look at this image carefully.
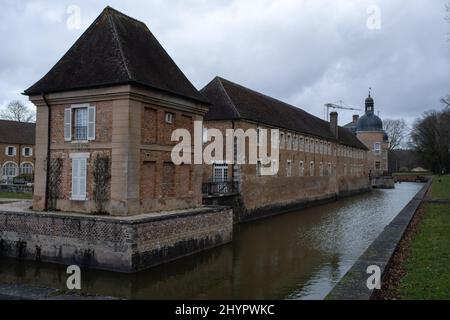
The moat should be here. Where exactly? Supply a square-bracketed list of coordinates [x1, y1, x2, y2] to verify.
[0, 182, 423, 300]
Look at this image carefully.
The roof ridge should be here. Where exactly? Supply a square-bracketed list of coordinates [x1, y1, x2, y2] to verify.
[0, 119, 36, 125]
[218, 77, 334, 127]
[215, 77, 241, 119]
[106, 13, 132, 80]
[103, 6, 146, 26]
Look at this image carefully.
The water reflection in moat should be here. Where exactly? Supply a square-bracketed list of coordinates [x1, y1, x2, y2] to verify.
[0, 183, 423, 300]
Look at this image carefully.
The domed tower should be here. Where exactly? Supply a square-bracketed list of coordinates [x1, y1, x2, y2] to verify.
[356, 90, 389, 174]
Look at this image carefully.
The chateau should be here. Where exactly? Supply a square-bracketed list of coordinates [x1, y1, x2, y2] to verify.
[0, 6, 377, 272]
[24, 6, 371, 218]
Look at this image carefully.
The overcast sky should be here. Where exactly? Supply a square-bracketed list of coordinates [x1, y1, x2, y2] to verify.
[0, 0, 449, 125]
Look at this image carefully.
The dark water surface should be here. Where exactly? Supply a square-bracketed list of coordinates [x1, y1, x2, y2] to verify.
[0, 183, 423, 299]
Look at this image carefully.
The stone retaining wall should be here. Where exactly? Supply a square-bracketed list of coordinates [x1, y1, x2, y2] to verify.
[326, 180, 432, 300]
[0, 206, 233, 273]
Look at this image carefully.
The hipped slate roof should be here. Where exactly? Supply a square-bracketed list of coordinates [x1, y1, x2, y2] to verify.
[201, 77, 368, 150]
[0, 120, 36, 145]
[24, 7, 207, 104]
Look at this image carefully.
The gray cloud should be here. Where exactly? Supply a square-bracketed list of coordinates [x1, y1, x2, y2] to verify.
[0, 0, 449, 125]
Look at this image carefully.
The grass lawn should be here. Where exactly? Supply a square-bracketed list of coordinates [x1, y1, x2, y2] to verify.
[0, 192, 33, 200]
[431, 175, 450, 200]
[396, 202, 450, 299]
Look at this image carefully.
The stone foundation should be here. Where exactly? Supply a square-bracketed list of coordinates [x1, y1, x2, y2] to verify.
[0, 206, 232, 273]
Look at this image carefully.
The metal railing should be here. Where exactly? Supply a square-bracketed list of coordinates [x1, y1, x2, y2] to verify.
[202, 180, 239, 196]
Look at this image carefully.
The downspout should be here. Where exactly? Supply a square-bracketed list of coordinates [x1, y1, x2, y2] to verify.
[42, 94, 51, 211]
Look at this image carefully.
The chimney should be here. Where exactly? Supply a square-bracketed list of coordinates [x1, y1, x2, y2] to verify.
[330, 112, 338, 139]
[353, 114, 359, 123]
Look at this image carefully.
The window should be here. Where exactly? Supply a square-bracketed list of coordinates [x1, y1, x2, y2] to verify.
[305, 138, 309, 152]
[299, 137, 304, 152]
[280, 133, 285, 149]
[165, 112, 174, 124]
[374, 142, 381, 153]
[375, 161, 381, 171]
[23, 147, 33, 157]
[20, 163, 33, 175]
[74, 107, 88, 140]
[310, 161, 315, 176]
[319, 162, 323, 176]
[256, 127, 261, 147]
[256, 161, 262, 176]
[287, 134, 292, 150]
[271, 160, 279, 176]
[293, 135, 298, 150]
[2, 162, 18, 177]
[71, 154, 88, 201]
[5, 146, 16, 157]
[328, 163, 332, 176]
[299, 161, 304, 177]
[286, 160, 292, 177]
[65, 105, 96, 142]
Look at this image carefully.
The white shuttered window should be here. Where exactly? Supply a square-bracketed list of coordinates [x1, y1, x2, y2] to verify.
[71, 156, 88, 201]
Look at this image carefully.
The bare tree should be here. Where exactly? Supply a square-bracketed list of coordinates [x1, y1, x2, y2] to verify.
[0, 100, 35, 122]
[383, 119, 407, 150]
[441, 95, 450, 108]
[410, 110, 450, 174]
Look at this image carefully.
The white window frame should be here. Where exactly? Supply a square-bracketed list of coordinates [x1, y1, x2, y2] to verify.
[286, 160, 292, 177]
[319, 162, 324, 177]
[310, 161, 315, 177]
[299, 161, 304, 177]
[2, 161, 18, 177]
[20, 162, 34, 175]
[165, 112, 174, 124]
[5, 146, 16, 157]
[65, 104, 96, 142]
[22, 147, 33, 157]
[374, 142, 381, 153]
[70, 153, 90, 201]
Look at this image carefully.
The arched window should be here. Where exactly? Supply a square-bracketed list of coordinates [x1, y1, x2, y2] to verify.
[2, 162, 18, 177]
[20, 162, 34, 175]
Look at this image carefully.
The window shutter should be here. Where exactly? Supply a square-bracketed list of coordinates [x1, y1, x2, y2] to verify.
[64, 108, 72, 141]
[71, 158, 87, 201]
[30, 148, 33, 157]
[13, 148, 16, 156]
[87, 106, 96, 141]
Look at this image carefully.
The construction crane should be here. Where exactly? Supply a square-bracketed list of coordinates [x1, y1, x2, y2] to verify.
[324, 100, 362, 121]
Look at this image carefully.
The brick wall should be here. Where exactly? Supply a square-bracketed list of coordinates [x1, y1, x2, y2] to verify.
[0, 207, 233, 273]
[357, 131, 389, 173]
[203, 119, 370, 218]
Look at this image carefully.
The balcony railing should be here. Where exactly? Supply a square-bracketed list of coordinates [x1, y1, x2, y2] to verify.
[202, 180, 239, 196]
